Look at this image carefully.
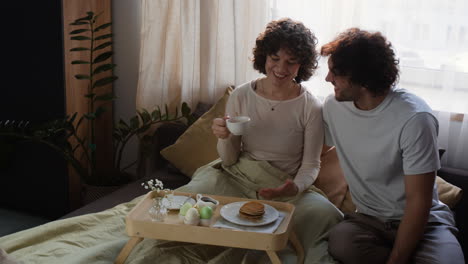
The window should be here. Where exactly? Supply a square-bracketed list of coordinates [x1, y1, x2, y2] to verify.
[272, 0, 468, 114]
[460, 26, 466, 44]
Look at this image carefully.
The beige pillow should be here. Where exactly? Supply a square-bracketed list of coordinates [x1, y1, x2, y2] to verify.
[315, 148, 463, 212]
[338, 176, 463, 213]
[436, 176, 463, 209]
[160, 87, 233, 177]
[340, 189, 357, 214]
[314, 147, 348, 209]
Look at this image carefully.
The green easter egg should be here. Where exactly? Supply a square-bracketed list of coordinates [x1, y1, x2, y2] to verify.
[199, 206, 213, 219]
[179, 202, 193, 216]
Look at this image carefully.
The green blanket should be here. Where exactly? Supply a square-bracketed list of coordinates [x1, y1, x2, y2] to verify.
[0, 155, 342, 264]
[0, 199, 135, 264]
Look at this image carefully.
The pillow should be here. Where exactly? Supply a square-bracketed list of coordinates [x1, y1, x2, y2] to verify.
[436, 176, 463, 209]
[313, 147, 348, 209]
[315, 147, 463, 212]
[160, 87, 233, 177]
[338, 176, 463, 213]
[339, 189, 356, 214]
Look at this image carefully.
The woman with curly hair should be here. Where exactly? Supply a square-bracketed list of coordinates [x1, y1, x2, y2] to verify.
[321, 28, 463, 264]
[215, 17, 325, 198]
[179, 18, 343, 263]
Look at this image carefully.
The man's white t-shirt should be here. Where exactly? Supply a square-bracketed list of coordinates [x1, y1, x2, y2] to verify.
[323, 88, 454, 225]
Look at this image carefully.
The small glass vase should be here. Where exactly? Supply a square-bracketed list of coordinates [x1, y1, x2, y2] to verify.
[148, 196, 168, 222]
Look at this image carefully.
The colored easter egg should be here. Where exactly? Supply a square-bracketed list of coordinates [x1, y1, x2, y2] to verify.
[199, 206, 213, 219]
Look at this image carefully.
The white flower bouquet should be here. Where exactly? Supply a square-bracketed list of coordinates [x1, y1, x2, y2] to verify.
[141, 178, 173, 222]
[141, 179, 172, 198]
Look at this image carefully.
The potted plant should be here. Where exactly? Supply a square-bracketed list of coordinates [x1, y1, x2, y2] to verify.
[68, 10, 118, 185]
[67, 11, 194, 187]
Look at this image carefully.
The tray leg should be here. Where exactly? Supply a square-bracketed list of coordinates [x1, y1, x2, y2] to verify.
[266, 250, 282, 264]
[289, 231, 304, 264]
[115, 236, 143, 264]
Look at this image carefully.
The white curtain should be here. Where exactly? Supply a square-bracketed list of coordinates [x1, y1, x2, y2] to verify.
[136, 0, 467, 169]
[136, 0, 270, 112]
[273, 0, 468, 170]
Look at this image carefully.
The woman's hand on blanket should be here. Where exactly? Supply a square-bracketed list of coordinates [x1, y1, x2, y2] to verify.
[212, 115, 231, 139]
[0, 248, 20, 264]
[258, 179, 298, 199]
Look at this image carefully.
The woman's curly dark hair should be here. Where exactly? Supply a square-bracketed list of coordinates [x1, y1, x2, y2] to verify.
[253, 18, 318, 83]
[320, 28, 399, 95]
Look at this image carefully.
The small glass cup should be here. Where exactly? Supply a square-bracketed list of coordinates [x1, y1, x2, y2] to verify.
[148, 196, 168, 222]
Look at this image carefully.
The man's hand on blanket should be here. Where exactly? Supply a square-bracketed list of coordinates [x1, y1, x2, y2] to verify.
[258, 179, 298, 199]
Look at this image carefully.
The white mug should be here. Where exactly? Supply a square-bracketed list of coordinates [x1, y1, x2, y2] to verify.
[226, 116, 251, 136]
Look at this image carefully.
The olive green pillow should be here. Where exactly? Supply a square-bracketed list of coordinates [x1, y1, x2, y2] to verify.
[160, 87, 233, 177]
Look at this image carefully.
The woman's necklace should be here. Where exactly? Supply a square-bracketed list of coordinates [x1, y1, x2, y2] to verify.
[267, 99, 283, 111]
[259, 79, 297, 111]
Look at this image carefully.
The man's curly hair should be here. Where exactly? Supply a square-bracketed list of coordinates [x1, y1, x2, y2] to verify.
[320, 28, 399, 95]
[253, 18, 318, 83]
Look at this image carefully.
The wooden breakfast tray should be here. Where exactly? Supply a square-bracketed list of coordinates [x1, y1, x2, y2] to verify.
[115, 191, 303, 264]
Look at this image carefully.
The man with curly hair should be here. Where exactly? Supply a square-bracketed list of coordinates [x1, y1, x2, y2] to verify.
[321, 28, 464, 264]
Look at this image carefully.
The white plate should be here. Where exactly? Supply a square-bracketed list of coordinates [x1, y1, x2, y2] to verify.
[220, 201, 279, 226]
[165, 195, 195, 210]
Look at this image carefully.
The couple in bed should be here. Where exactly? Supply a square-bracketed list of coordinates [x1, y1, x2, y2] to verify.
[1, 18, 463, 264]
[179, 18, 464, 264]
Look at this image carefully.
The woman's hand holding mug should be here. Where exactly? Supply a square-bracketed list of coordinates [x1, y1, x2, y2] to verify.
[212, 115, 231, 139]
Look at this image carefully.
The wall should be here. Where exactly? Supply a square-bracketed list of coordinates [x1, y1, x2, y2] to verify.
[62, 0, 114, 209]
[1, 0, 68, 219]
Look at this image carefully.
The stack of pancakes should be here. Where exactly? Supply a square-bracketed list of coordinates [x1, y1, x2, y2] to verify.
[239, 201, 265, 220]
